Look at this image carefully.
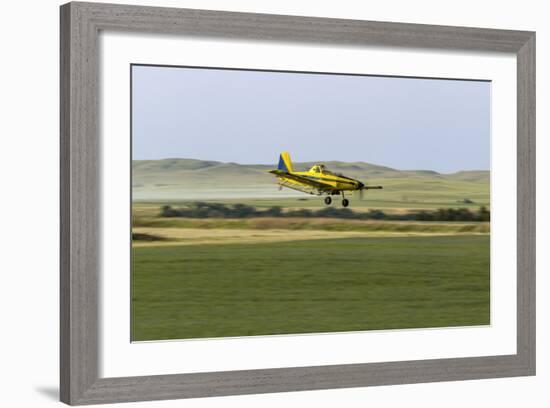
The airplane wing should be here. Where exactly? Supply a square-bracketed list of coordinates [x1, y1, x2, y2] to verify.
[269, 170, 334, 192]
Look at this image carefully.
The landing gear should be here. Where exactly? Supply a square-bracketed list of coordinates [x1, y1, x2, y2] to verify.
[341, 191, 350, 207]
[324, 196, 332, 205]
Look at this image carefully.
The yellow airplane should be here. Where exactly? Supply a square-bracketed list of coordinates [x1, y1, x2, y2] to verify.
[269, 152, 382, 207]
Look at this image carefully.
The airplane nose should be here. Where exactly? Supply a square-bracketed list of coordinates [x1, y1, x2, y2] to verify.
[357, 181, 364, 189]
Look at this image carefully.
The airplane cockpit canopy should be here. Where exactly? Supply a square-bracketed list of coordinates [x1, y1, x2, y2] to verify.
[310, 164, 327, 173]
[309, 164, 345, 177]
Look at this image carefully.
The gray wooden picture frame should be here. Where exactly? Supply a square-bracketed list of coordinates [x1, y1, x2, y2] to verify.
[60, 1, 536, 405]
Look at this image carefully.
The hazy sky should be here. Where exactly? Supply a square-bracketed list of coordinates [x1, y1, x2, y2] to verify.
[132, 65, 490, 173]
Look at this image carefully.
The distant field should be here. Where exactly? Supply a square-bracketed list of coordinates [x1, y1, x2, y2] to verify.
[132, 235, 490, 341]
[132, 199, 490, 247]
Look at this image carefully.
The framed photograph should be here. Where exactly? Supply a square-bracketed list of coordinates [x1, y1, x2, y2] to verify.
[60, 2, 535, 405]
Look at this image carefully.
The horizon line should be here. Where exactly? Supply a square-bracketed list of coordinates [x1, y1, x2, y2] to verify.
[131, 157, 490, 175]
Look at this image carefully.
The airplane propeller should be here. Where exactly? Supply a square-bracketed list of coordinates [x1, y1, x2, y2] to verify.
[357, 183, 383, 200]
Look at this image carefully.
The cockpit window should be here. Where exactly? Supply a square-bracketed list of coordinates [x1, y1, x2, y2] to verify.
[311, 164, 328, 174]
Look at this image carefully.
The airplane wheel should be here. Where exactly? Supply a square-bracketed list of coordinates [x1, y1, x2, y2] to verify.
[342, 199, 349, 207]
[324, 196, 332, 205]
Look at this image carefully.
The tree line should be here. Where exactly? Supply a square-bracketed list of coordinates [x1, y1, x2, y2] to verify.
[159, 203, 490, 222]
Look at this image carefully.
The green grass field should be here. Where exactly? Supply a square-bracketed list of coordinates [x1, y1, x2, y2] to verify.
[132, 235, 490, 341]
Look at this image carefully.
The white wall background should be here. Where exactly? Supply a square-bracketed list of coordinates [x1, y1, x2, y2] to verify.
[0, 0, 546, 407]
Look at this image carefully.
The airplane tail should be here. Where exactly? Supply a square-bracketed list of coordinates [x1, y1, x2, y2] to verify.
[277, 152, 294, 173]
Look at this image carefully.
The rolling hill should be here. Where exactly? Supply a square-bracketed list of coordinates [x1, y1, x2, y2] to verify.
[132, 158, 490, 206]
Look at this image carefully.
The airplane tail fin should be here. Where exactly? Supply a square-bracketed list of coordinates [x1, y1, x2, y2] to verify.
[277, 152, 294, 173]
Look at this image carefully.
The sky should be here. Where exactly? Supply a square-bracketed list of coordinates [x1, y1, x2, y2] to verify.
[132, 65, 490, 173]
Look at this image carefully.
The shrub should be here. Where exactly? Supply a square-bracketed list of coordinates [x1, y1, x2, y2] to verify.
[157, 203, 490, 222]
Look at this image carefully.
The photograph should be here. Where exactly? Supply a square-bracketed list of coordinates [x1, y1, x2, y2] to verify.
[130, 64, 491, 342]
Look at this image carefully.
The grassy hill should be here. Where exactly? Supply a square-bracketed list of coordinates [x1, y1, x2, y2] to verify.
[132, 158, 490, 208]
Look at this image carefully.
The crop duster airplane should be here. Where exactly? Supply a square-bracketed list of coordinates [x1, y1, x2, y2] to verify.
[269, 152, 383, 207]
